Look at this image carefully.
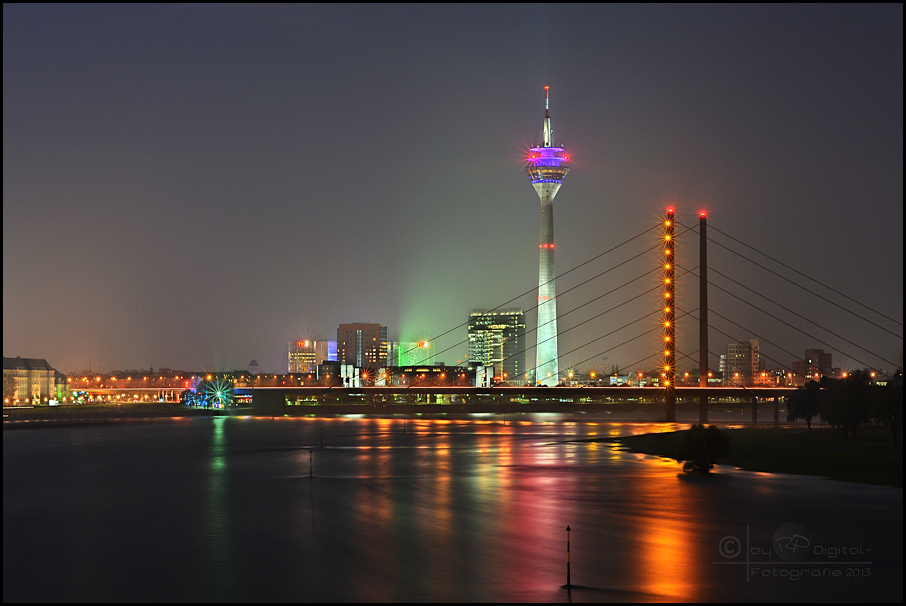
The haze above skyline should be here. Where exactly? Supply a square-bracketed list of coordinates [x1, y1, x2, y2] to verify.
[4, 4, 902, 375]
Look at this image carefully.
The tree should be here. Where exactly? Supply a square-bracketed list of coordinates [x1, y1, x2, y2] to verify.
[872, 369, 903, 444]
[820, 370, 873, 439]
[3, 374, 16, 401]
[674, 424, 731, 473]
[786, 379, 822, 430]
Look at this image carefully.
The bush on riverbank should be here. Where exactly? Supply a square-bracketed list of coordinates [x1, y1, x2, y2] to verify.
[674, 424, 731, 473]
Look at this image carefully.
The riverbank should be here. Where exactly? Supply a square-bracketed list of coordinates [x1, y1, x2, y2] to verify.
[603, 425, 904, 488]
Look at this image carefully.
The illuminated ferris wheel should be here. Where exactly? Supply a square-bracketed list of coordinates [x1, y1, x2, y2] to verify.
[201, 377, 234, 408]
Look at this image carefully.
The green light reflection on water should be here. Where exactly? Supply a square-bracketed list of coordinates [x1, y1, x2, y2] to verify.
[201, 416, 237, 599]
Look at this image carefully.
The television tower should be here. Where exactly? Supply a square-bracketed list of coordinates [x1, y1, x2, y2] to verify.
[526, 86, 569, 386]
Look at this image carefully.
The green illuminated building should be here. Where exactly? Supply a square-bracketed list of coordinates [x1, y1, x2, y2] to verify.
[391, 341, 435, 366]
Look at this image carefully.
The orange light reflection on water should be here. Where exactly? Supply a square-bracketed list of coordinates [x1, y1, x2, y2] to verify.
[615, 453, 709, 600]
[306, 417, 714, 600]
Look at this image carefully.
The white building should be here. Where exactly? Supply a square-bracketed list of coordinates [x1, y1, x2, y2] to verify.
[3, 357, 58, 404]
[719, 339, 764, 386]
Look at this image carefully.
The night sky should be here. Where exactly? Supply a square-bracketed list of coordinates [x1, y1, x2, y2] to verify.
[3, 4, 902, 376]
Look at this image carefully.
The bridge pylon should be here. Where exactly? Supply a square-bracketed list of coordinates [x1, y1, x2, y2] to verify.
[662, 209, 676, 422]
[699, 211, 709, 422]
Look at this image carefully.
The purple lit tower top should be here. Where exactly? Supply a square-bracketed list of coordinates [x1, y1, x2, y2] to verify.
[526, 86, 569, 386]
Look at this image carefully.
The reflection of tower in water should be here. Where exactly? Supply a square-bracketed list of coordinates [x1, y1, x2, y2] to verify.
[526, 87, 569, 386]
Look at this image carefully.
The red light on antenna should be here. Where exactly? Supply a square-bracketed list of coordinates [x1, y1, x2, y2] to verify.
[699, 210, 707, 217]
[544, 85, 549, 90]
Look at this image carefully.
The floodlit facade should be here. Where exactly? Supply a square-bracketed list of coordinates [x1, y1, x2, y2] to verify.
[526, 87, 569, 386]
[3, 357, 58, 403]
[391, 341, 435, 366]
[288, 340, 335, 374]
[467, 310, 526, 383]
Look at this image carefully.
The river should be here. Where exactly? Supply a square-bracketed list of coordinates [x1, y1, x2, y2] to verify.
[3, 413, 901, 602]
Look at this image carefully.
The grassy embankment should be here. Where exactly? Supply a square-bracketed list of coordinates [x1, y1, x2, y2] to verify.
[606, 425, 903, 488]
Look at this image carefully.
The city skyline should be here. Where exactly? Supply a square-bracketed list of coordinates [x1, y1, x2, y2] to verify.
[4, 5, 903, 375]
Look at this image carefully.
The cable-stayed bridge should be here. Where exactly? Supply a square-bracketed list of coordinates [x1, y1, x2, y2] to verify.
[242, 209, 902, 422]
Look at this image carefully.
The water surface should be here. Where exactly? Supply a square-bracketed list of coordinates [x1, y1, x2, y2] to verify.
[3, 414, 901, 602]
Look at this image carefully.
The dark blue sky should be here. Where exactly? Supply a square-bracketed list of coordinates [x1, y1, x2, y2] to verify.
[4, 4, 902, 375]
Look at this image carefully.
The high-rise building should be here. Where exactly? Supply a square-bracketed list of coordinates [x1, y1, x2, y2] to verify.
[468, 310, 526, 384]
[288, 340, 335, 374]
[526, 86, 569, 386]
[792, 348, 833, 383]
[391, 341, 435, 366]
[719, 339, 765, 386]
[337, 323, 388, 369]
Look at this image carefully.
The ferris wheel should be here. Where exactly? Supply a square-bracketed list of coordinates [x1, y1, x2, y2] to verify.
[201, 377, 234, 408]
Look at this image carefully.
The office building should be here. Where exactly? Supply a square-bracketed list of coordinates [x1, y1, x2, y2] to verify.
[337, 323, 388, 369]
[468, 310, 526, 383]
[792, 348, 833, 384]
[288, 340, 335, 374]
[719, 339, 765, 386]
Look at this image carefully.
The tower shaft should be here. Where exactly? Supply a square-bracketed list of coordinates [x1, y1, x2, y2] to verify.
[536, 186, 560, 385]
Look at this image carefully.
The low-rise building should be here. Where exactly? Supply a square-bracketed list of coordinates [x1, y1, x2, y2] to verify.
[3, 356, 59, 404]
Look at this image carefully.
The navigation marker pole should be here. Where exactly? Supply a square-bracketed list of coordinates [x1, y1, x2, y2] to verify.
[566, 525, 572, 587]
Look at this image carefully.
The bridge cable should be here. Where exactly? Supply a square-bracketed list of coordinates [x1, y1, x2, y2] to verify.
[675, 259, 898, 369]
[412, 274, 664, 387]
[409, 260, 678, 387]
[686, 221, 904, 339]
[400, 222, 661, 367]
[702, 270, 899, 369]
[708, 223, 902, 329]
[679, 305, 818, 384]
[562, 308, 698, 381]
[495, 261, 699, 383]
[526, 264, 699, 373]
[418, 266, 658, 376]
[708, 265, 899, 366]
[517, 223, 699, 378]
